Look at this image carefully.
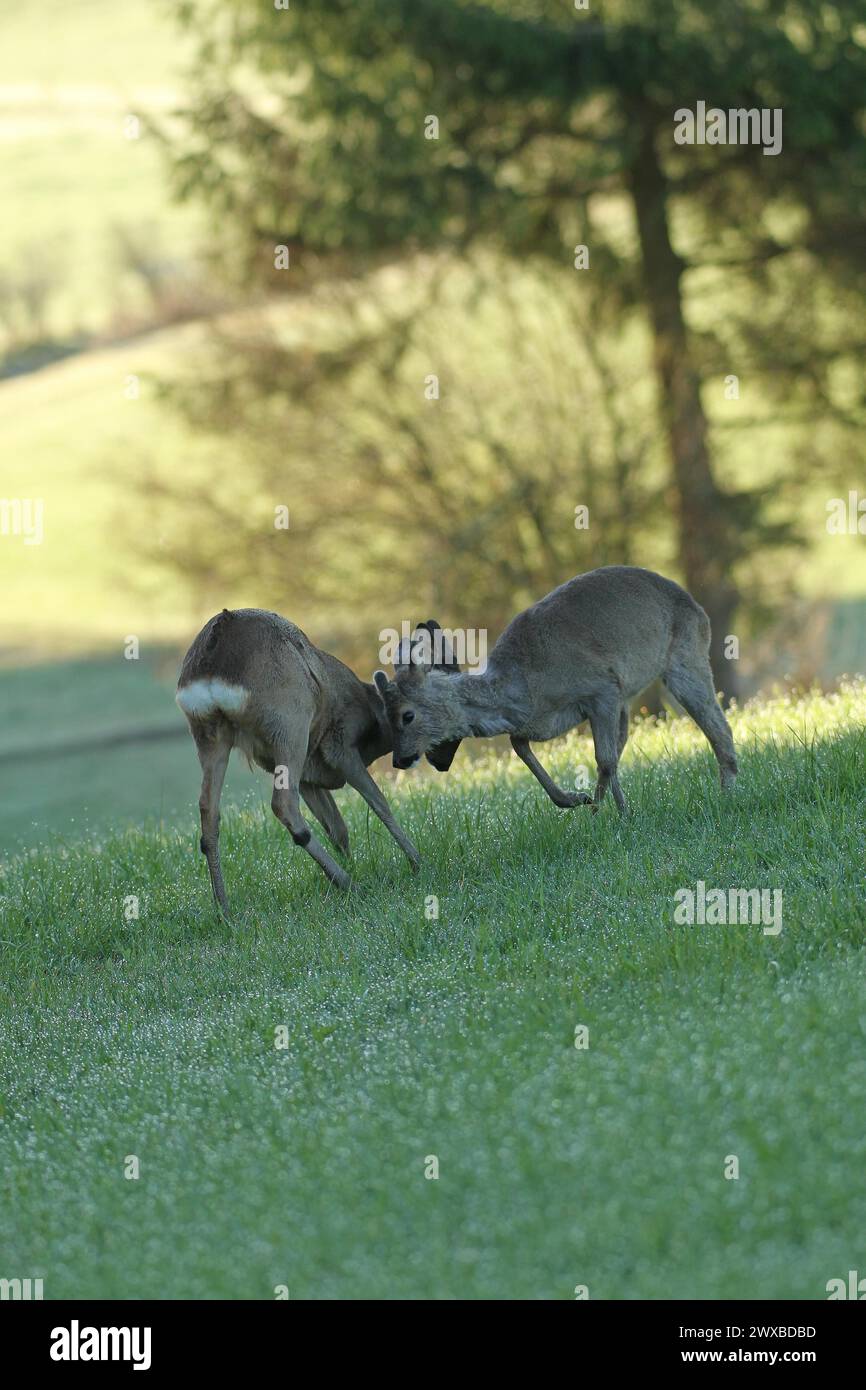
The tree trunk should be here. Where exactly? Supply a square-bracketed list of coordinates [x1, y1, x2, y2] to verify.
[628, 119, 740, 700]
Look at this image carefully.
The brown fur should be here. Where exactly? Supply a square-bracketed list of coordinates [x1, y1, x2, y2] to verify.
[177, 609, 458, 915]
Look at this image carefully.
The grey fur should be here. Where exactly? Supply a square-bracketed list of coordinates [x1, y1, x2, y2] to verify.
[375, 566, 738, 815]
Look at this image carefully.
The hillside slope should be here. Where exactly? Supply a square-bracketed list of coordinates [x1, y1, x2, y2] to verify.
[1, 686, 864, 1298]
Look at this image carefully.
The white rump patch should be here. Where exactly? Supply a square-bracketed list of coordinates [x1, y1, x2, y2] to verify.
[176, 678, 249, 718]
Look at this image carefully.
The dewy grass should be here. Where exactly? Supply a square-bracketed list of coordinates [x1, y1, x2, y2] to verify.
[0, 682, 864, 1297]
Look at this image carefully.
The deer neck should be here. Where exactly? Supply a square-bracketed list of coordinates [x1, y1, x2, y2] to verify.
[359, 682, 395, 765]
[447, 668, 523, 739]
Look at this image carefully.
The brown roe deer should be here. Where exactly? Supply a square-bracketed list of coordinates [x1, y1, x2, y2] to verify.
[177, 610, 460, 914]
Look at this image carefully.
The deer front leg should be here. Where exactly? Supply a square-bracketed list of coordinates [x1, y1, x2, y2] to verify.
[271, 758, 353, 891]
[343, 757, 421, 870]
[510, 737, 593, 808]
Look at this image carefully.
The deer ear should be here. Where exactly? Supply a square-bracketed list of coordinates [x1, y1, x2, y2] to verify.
[410, 622, 432, 665]
[394, 635, 418, 671]
[373, 670, 390, 696]
[424, 617, 461, 674]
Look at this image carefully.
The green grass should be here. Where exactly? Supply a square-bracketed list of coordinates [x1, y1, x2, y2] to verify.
[0, 0, 215, 650]
[0, 130, 202, 341]
[0, 653, 260, 854]
[0, 0, 186, 87]
[1, 684, 864, 1299]
[0, 0, 201, 339]
[0, 325, 220, 652]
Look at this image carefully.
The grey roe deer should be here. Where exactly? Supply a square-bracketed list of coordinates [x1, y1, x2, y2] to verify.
[374, 566, 738, 814]
[177, 610, 461, 914]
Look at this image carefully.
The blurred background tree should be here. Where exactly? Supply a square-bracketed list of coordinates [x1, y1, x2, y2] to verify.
[143, 0, 866, 693]
[2, 0, 865, 850]
[138, 256, 666, 654]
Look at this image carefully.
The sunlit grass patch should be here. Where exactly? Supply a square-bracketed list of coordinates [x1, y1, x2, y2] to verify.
[0, 683, 864, 1298]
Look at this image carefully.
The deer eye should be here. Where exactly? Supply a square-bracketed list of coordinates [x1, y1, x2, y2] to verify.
[402, 710, 415, 725]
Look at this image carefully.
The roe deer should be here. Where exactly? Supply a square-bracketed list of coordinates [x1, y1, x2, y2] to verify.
[176, 610, 461, 914]
[374, 566, 737, 814]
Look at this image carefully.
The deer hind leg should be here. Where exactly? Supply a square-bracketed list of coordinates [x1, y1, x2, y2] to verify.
[301, 784, 350, 856]
[663, 657, 738, 790]
[271, 740, 353, 890]
[193, 718, 233, 919]
[617, 704, 629, 759]
[588, 701, 627, 814]
[510, 737, 592, 808]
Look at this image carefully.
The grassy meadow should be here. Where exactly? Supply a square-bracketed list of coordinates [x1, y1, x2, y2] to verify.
[1, 683, 864, 1299]
[0, 323, 223, 653]
[0, 0, 200, 342]
[0, 652, 262, 853]
[2, 0, 866, 1305]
